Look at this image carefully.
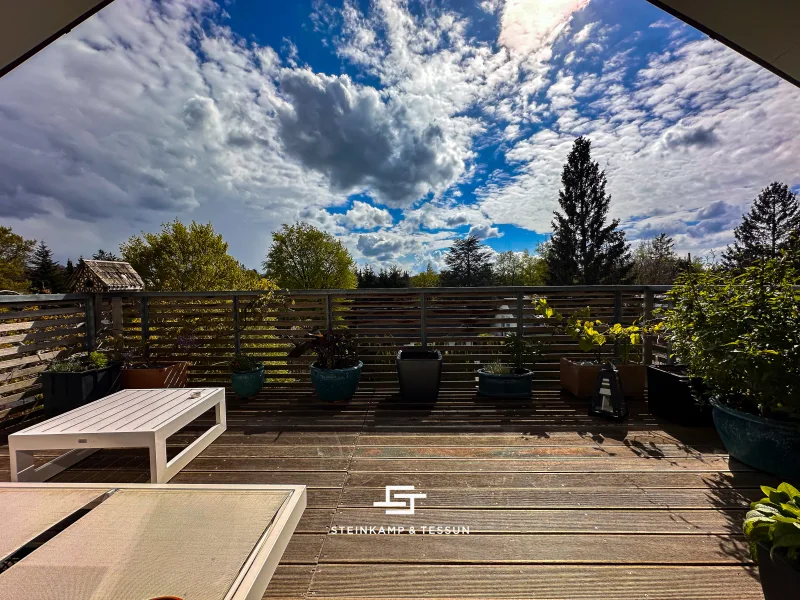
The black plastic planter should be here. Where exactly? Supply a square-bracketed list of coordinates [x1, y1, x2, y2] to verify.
[757, 542, 800, 600]
[42, 362, 122, 416]
[478, 368, 533, 398]
[646, 365, 712, 425]
[397, 349, 442, 401]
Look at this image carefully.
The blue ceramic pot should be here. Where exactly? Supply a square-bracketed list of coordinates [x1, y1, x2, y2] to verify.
[231, 365, 264, 399]
[712, 400, 800, 482]
[478, 368, 533, 398]
[310, 361, 362, 402]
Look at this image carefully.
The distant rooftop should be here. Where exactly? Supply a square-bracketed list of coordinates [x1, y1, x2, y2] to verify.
[69, 259, 144, 292]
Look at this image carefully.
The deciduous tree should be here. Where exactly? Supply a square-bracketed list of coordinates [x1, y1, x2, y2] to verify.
[631, 233, 683, 284]
[121, 219, 266, 291]
[410, 263, 440, 288]
[0, 226, 35, 293]
[546, 137, 631, 284]
[264, 223, 357, 289]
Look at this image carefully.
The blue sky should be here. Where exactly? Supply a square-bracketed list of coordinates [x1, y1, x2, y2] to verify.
[1, 0, 798, 271]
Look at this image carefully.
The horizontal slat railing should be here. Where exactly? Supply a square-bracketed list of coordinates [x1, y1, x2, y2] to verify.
[110, 286, 671, 391]
[0, 286, 672, 422]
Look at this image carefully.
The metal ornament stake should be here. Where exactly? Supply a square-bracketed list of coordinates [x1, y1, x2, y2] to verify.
[589, 362, 628, 421]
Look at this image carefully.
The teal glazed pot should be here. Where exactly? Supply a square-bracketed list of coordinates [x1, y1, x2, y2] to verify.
[310, 361, 363, 402]
[231, 365, 265, 399]
[711, 400, 800, 482]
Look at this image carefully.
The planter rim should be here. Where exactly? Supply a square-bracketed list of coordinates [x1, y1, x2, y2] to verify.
[756, 541, 800, 571]
[477, 368, 532, 378]
[46, 361, 121, 375]
[232, 365, 264, 375]
[397, 349, 443, 360]
[310, 361, 363, 373]
[711, 399, 800, 431]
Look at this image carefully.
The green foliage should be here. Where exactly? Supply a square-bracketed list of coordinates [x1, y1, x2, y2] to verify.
[27, 241, 66, 293]
[230, 354, 262, 373]
[122, 219, 268, 291]
[440, 235, 493, 287]
[662, 257, 800, 419]
[744, 482, 800, 564]
[49, 351, 110, 373]
[92, 249, 121, 261]
[484, 361, 513, 375]
[288, 329, 359, 369]
[546, 136, 631, 285]
[0, 226, 35, 293]
[631, 233, 687, 285]
[357, 265, 410, 288]
[410, 263, 440, 288]
[723, 182, 800, 271]
[492, 250, 547, 286]
[264, 223, 357, 290]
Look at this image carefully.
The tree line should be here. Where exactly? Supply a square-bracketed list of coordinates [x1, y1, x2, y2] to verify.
[2, 137, 797, 293]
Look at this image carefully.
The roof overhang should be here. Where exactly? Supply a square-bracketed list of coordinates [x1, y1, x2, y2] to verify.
[646, 0, 800, 88]
[0, 0, 116, 78]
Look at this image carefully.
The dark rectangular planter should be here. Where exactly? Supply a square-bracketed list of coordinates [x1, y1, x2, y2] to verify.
[757, 542, 800, 600]
[397, 349, 442, 401]
[478, 368, 533, 398]
[646, 364, 712, 425]
[42, 362, 122, 416]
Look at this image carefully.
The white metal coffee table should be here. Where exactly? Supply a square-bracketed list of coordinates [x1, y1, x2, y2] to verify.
[8, 387, 226, 483]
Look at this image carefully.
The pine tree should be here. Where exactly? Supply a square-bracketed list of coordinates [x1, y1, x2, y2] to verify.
[27, 241, 66, 293]
[92, 249, 121, 261]
[546, 137, 631, 285]
[722, 182, 800, 269]
[440, 235, 494, 287]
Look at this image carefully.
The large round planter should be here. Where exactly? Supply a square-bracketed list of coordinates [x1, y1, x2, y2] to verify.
[231, 365, 264, 399]
[122, 362, 190, 389]
[310, 361, 362, 402]
[712, 400, 800, 482]
[478, 368, 533, 398]
[756, 542, 800, 600]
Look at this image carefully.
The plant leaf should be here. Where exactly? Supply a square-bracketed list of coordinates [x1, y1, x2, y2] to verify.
[777, 482, 800, 500]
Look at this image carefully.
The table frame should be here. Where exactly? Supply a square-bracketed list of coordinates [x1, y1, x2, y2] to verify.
[8, 388, 226, 483]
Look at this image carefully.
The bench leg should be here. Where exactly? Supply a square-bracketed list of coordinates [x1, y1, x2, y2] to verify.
[11, 448, 98, 482]
[149, 441, 168, 484]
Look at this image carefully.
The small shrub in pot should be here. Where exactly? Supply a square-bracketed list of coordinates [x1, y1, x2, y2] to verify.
[43, 351, 121, 416]
[230, 354, 264, 399]
[477, 333, 543, 399]
[288, 329, 362, 402]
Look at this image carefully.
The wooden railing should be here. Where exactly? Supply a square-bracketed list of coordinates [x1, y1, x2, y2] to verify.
[0, 286, 672, 422]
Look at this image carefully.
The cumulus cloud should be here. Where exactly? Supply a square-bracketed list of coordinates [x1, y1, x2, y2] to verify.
[340, 201, 393, 230]
[660, 123, 721, 150]
[468, 224, 502, 239]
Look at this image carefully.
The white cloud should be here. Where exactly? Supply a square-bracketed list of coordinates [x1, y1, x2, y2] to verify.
[340, 201, 393, 230]
[572, 21, 598, 44]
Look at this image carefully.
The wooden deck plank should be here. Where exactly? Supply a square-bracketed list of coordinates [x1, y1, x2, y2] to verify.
[308, 565, 762, 599]
[352, 444, 724, 459]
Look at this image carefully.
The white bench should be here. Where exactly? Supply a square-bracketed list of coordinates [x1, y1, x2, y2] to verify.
[9, 387, 226, 483]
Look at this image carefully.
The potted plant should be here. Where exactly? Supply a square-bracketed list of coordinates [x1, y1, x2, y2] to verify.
[662, 257, 800, 481]
[397, 347, 443, 401]
[288, 329, 362, 402]
[42, 351, 121, 416]
[230, 354, 264, 399]
[477, 333, 542, 399]
[605, 322, 647, 399]
[120, 338, 190, 389]
[743, 482, 800, 600]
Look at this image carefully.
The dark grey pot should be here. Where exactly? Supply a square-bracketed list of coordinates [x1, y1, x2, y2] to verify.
[757, 542, 800, 600]
[397, 349, 442, 401]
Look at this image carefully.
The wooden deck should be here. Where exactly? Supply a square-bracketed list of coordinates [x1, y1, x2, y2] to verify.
[1, 388, 768, 599]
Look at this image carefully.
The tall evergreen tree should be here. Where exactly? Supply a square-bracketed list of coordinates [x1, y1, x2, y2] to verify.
[722, 182, 800, 269]
[27, 241, 66, 293]
[92, 249, 121, 261]
[546, 137, 631, 284]
[440, 235, 493, 287]
[377, 265, 410, 288]
[356, 265, 379, 288]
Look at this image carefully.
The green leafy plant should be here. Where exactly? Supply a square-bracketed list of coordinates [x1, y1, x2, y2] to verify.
[48, 351, 109, 373]
[230, 354, 262, 373]
[483, 361, 513, 375]
[744, 482, 800, 564]
[661, 257, 800, 419]
[287, 329, 359, 369]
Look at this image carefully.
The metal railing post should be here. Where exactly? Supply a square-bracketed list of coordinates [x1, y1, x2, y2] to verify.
[325, 293, 333, 334]
[420, 292, 427, 349]
[85, 295, 96, 351]
[233, 294, 241, 355]
[516, 292, 524, 369]
[141, 297, 149, 340]
[643, 287, 654, 365]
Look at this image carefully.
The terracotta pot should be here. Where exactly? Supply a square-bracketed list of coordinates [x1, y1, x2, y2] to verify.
[617, 364, 646, 399]
[560, 357, 601, 398]
[122, 362, 190, 389]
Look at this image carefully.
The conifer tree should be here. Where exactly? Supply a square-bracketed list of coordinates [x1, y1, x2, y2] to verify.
[722, 182, 800, 269]
[440, 235, 493, 287]
[546, 137, 631, 284]
[27, 241, 66, 293]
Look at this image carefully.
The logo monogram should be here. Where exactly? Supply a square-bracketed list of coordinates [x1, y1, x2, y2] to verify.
[373, 485, 427, 515]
